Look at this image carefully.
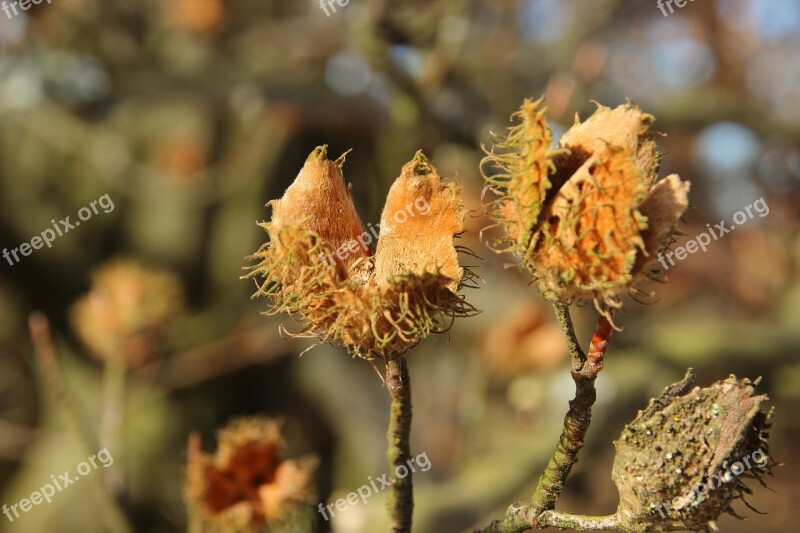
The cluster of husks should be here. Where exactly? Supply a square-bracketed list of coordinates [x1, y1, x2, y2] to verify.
[185, 417, 316, 532]
[483, 99, 690, 317]
[248, 146, 475, 362]
[71, 259, 184, 369]
[612, 371, 773, 532]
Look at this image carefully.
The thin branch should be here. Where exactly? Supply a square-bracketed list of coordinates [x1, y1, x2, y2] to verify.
[553, 302, 586, 363]
[28, 312, 134, 533]
[100, 359, 126, 502]
[536, 510, 623, 531]
[479, 507, 624, 533]
[29, 312, 98, 454]
[477, 304, 616, 532]
[529, 305, 613, 515]
[385, 357, 414, 532]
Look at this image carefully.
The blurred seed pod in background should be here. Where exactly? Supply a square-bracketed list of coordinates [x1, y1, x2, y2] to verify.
[71, 259, 184, 369]
[185, 417, 317, 532]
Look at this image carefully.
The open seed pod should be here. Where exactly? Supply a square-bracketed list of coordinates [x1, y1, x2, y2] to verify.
[612, 370, 774, 532]
[483, 99, 689, 319]
[247, 147, 476, 363]
[185, 417, 317, 532]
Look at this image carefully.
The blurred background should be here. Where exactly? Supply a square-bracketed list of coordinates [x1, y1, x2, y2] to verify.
[0, 0, 798, 531]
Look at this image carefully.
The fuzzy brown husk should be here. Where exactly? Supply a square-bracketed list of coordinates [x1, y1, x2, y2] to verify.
[483, 99, 690, 317]
[248, 147, 475, 362]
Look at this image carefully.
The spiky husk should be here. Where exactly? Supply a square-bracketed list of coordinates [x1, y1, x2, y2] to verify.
[532, 144, 648, 313]
[482, 99, 689, 315]
[481, 97, 555, 255]
[249, 225, 474, 361]
[612, 373, 774, 532]
[634, 175, 690, 274]
[185, 417, 317, 533]
[270, 145, 369, 271]
[247, 148, 475, 362]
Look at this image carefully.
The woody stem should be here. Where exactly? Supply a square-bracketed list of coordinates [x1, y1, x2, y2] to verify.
[529, 303, 613, 517]
[386, 357, 414, 533]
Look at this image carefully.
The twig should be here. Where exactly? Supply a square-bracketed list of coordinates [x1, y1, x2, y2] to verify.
[29, 312, 98, 454]
[536, 510, 623, 531]
[476, 304, 616, 532]
[100, 359, 126, 501]
[479, 507, 624, 533]
[28, 312, 134, 533]
[529, 304, 613, 516]
[385, 357, 414, 532]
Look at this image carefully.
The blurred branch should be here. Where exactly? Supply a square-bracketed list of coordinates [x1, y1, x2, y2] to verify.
[28, 312, 134, 533]
[29, 312, 97, 454]
[100, 360, 126, 501]
[136, 322, 298, 391]
[0, 419, 34, 460]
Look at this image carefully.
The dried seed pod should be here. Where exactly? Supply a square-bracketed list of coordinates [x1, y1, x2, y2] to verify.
[269, 145, 369, 273]
[71, 259, 184, 369]
[248, 147, 475, 363]
[612, 371, 774, 532]
[555, 101, 661, 189]
[532, 144, 649, 310]
[185, 417, 317, 532]
[483, 99, 689, 317]
[375, 150, 464, 290]
[633, 174, 691, 274]
[482, 97, 555, 255]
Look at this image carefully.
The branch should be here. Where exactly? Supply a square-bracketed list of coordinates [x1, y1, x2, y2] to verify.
[29, 312, 98, 454]
[100, 359, 126, 501]
[479, 506, 624, 533]
[28, 312, 134, 533]
[529, 304, 612, 515]
[386, 357, 414, 532]
[476, 304, 616, 532]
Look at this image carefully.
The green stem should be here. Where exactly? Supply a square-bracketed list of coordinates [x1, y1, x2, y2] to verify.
[537, 510, 623, 531]
[529, 372, 597, 513]
[553, 302, 585, 362]
[479, 505, 624, 533]
[530, 304, 613, 515]
[386, 357, 413, 533]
